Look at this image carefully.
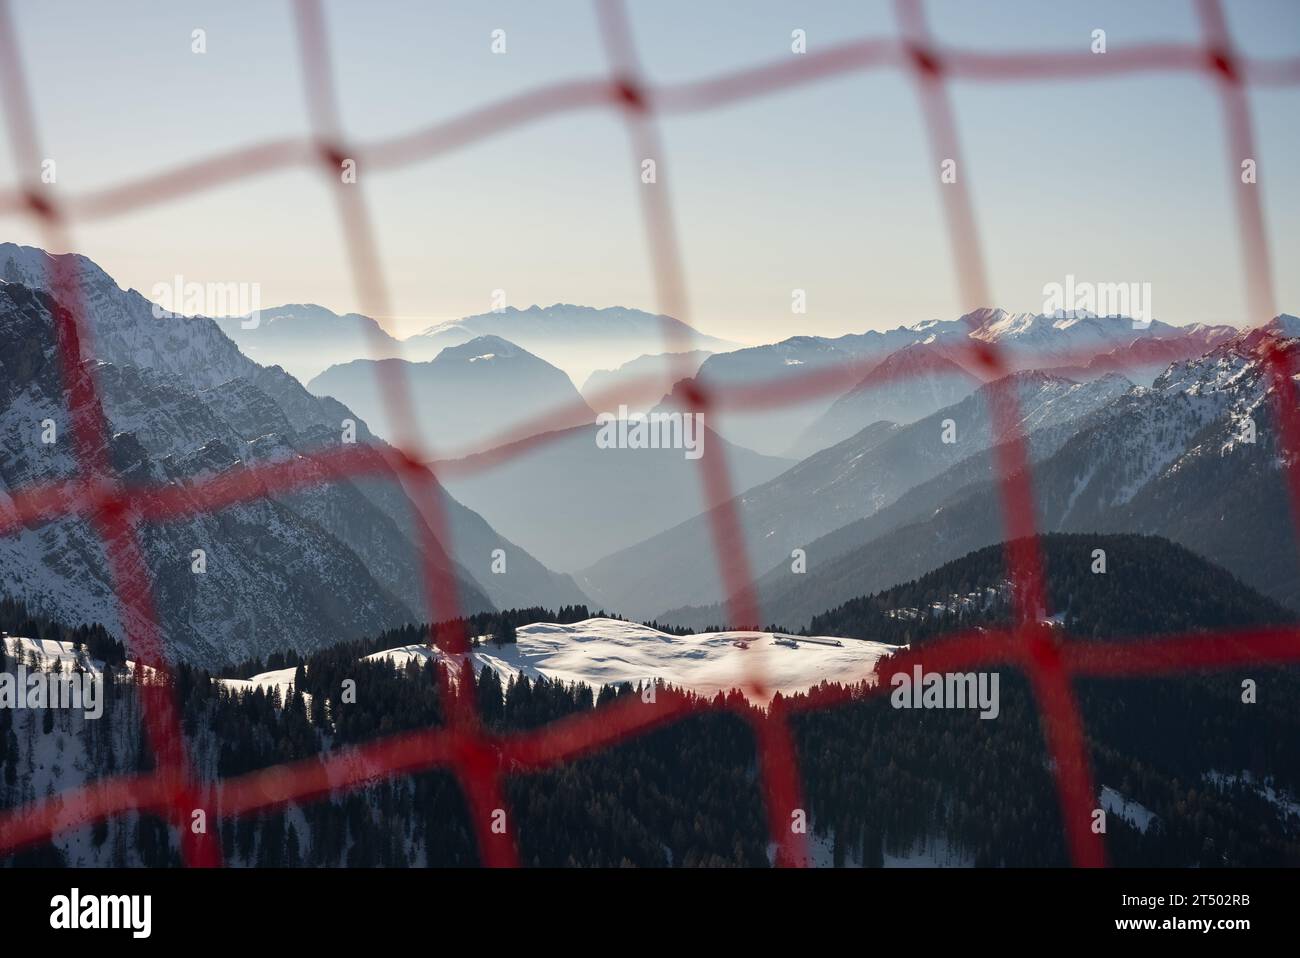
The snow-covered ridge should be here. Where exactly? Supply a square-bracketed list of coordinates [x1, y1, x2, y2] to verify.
[2, 633, 155, 681]
[362, 617, 897, 705]
[1099, 785, 1157, 834]
[7, 619, 894, 709]
[4, 617, 892, 707]
[1204, 770, 1300, 822]
[3, 635, 108, 673]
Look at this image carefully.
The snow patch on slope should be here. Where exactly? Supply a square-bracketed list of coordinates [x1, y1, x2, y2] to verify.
[1100, 785, 1157, 834]
[1205, 770, 1300, 823]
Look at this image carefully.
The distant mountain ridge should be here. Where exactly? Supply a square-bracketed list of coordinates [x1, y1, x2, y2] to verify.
[218, 300, 1232, 460]
[411, 303, 740, 384]
[582, 370, 1134, 620]
[581, 349, 713, 414]
[664, 320, 1300, 629]
[213, 303, 404, 384]
[677, 307, 1234, 457]
[214, 300, 740, 389]
[308, 335, 594, 455]
[788, 343, 982, 458]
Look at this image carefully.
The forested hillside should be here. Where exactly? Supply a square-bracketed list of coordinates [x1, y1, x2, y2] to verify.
[2, 534, 1296, 867]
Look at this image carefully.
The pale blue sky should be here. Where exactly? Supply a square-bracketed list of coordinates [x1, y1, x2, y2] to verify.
[1, 0, 1297, 343]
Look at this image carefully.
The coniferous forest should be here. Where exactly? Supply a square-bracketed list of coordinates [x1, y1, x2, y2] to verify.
[1, 534, 1297, 867]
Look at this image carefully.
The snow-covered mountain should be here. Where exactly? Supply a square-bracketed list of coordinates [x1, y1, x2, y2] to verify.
[788, 343, 982, 458]
[670, 320, 1300, 628]
[0, 244, 586, 665]
[665, 331, 916, 458]
[675, 308, 1233, 457]
[411, 303, 740, 385]
[308, 335, 594, 456]
[0, 281, 452, 665]
[1044, 320, 1300, 606]
[581, 371, 1133, 620]
[1040, 324, 1236, 385]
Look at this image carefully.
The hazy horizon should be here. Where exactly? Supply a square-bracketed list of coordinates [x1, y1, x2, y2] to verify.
[2, 0, 1297, 343]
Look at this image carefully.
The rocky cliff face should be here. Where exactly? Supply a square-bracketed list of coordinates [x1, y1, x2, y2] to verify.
[0, 245, 585, 666]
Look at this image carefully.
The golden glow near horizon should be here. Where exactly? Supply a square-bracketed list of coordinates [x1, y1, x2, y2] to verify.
[1, 1, 1297, 341]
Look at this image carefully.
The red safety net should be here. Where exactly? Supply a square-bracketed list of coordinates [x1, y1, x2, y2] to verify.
[0, 0, 1298, 869]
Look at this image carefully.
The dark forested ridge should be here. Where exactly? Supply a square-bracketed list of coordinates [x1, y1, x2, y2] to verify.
[807, 532, 1293, 642]
[2, 533, 1297, 867]
[801, 533, 1300, 866]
